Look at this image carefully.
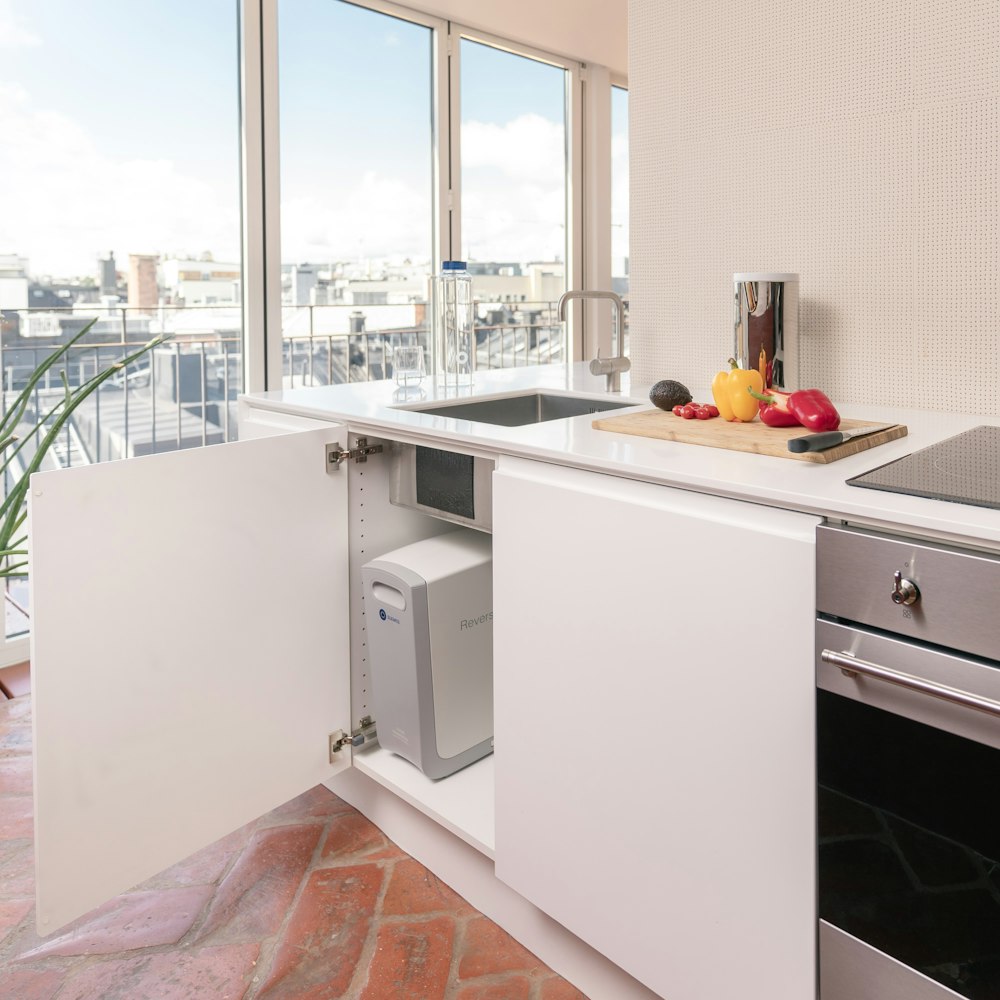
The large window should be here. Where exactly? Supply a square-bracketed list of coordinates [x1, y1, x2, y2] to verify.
[0, 1, 243, 447]
[272, 4, 581, 380]
[278, 0, 435, 386]
[459, 38, 570, 367]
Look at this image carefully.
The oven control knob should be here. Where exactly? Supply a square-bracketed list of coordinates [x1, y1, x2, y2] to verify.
[891, 570, 920, 606]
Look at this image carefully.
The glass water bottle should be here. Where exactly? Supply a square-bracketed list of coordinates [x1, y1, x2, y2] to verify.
[431, 261, 474, 388]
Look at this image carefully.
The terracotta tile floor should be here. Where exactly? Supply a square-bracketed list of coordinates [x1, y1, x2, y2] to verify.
[0, 695, 587, 1000]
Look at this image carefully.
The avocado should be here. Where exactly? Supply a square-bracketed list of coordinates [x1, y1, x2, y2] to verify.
[649, 380, 693, 410]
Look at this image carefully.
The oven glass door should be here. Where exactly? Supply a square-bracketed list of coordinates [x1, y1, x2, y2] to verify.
[818, 624, 1000, 999]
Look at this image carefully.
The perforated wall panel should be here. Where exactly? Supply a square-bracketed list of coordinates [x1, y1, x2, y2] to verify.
[628, 0, 999, 415]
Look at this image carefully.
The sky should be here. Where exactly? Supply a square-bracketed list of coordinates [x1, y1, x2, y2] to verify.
[0, 0, 628, 283]
[0, 0, 242, 278]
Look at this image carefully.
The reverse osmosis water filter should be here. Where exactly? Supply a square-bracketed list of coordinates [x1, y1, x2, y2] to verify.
[361, 528, 493, 779]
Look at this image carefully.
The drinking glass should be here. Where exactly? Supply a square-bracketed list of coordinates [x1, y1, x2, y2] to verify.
[393, 344, 426, 388]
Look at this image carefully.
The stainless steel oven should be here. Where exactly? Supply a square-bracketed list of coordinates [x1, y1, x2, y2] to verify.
[817, 523, 1000, 1000]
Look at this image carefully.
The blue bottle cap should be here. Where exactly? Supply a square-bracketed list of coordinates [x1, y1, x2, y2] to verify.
[441, 260, 467, 270]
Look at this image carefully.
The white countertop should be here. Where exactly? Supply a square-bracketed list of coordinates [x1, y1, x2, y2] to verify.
[242, 363, 1000, 551]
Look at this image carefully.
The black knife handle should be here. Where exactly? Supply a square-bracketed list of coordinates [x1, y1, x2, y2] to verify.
[788, 431, 845, 453]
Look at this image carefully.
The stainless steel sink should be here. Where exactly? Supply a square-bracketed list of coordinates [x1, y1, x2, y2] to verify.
[404, 392, 635, 427]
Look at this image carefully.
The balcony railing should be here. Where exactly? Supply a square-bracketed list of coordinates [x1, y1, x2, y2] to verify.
[1, 298, 570, 456]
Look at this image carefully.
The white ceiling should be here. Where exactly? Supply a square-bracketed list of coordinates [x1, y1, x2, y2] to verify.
[412, 0, 627, 76]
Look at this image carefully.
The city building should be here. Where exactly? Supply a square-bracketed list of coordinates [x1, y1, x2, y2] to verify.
[98, 251, 118, 296]
[0, 254, 29, 312]
[127, 253, 159, 312]
[160, 256, 242, 306]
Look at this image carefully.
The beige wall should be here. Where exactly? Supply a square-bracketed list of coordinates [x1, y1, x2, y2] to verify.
[412, 0, 627, 75]
[628, 0, 998, 415]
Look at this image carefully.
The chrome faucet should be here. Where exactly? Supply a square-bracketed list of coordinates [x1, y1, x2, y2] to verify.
[557, 290, 631, 392]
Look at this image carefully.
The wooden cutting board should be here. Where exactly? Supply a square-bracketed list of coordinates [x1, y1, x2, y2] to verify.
[592, 410, 908, 463]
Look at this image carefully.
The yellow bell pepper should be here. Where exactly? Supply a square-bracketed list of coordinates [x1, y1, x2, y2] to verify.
[711, 366, 736, 421]
[712, 359, 763, 422]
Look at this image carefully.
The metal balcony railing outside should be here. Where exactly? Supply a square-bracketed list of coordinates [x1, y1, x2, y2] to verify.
[1, 299, 580, 461]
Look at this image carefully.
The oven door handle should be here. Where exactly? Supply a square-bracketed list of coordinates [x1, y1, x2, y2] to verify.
[821, 649, 1000, 720]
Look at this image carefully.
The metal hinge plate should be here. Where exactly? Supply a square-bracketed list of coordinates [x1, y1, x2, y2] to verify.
[328, 716, 377, 762]
[326, 438, 383, 472]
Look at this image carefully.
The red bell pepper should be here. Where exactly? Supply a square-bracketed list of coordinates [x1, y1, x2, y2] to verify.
[756, 398, 800, 427]
[748, 387, 841, 431]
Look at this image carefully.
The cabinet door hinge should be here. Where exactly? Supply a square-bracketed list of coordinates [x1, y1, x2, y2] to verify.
[329, 716, 377, 761]
[326, 438, 383, 472]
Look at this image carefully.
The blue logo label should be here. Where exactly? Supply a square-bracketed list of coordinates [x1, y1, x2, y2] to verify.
[379, 608, 387, 621]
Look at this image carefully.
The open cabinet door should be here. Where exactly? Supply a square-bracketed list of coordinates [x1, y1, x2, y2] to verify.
[29, 427, 352, 934]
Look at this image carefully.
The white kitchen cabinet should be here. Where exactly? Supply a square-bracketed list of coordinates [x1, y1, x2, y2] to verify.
[29, 426, 354, 933]
[492, 456, 819, 1000]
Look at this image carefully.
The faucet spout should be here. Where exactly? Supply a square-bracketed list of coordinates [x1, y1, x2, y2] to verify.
[556, 290, 630, 392]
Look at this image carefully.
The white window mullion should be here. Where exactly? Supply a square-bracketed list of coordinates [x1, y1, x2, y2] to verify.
[567, 61, 586, 361]
[443, 24, 461, 265]
[581, 62, 612, 361]
[240, 0, 282, 392]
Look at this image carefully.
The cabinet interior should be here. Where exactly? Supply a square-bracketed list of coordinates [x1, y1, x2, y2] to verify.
[340, 431, 497, 857]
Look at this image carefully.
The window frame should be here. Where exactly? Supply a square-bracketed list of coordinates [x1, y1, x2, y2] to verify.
[243, 0, 608, 385]
[447, 25, 583, 321]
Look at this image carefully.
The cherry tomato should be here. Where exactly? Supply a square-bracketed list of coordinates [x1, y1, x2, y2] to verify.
[680, 404, 697, 419]
[672, 405, 685, 416]
[695, 407, 713, 419]
[704, 404, 720, 417]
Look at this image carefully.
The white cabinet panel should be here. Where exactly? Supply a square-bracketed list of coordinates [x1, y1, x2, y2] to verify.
[30, 428, 351, 934]
[493, 457, 818, 1000]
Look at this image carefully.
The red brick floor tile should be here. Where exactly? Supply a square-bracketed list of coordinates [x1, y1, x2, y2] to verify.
[255, 863, 383, 1000]
[0, 793, 32, 840]
[139, 821, 253, 891]
[55, 941, 260, 1000]
[0, 965, 67, 1000]
[195, 823, 321, 945]
[320, 812, 406, 864]
[382, 858, 475, 918]
[0, 696, 30, 723]
[262, 785, 356, 827]
[454, 976, 533, 1000]
[0, 715, 31, 753]
[0, 757, 32, 794]
[458, 916, 545, 980]
[0, 662, 30, 700]
[358, 915, 455, 1000]
[0, 841, 35, 899]
[539, 976, 591, 1000]
[0, 898, 33, 945]
[19, 884, 214, 958]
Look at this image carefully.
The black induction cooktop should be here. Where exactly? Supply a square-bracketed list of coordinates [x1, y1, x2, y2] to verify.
[847, 425, 1000, 511]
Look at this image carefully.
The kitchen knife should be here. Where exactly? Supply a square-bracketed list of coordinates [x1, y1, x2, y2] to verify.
[788, 424, 887, 453]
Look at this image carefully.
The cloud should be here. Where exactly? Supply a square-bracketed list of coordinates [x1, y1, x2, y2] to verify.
[281, 171, 432, 263]
[0, 83, 239, 277]
[462, 113, 565, 183]
[460, 114, 567, 261]
[0, 0, 40, 47]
